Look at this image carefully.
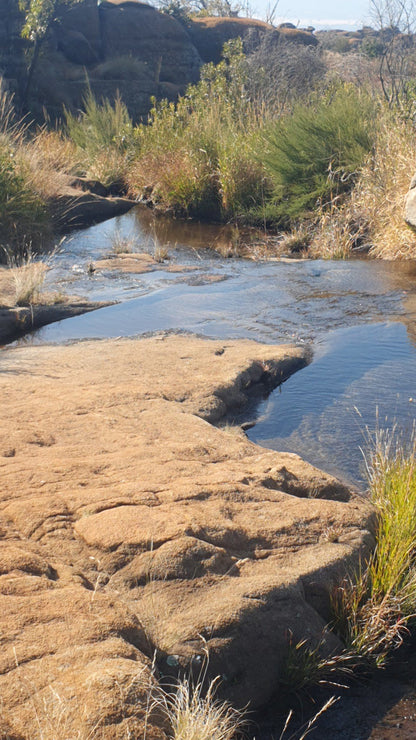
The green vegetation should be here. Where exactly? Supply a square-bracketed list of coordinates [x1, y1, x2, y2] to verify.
[0, 90, 50, 257]
[333, 431, 416, 668]
[128, 39, 268, 220]
[64, 90, 134, 187]
[280, 431, 416, 696]
[262, 85, 376, 225]
[0, 142, 47, 253]
[2, 25, 416, 259]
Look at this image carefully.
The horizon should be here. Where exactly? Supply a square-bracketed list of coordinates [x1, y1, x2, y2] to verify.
[249, 0, 372, 30]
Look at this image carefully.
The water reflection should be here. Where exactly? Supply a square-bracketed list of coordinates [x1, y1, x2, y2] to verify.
[247, 322, 416, 488]
[14, 206, 416, 486]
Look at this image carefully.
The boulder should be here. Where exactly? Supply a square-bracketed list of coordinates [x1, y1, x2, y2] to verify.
[187, 16, 317, 64]
[99, 1, 202, 84]
[50, 191, 136, 231]
[188, 15, 273, 63]
[405, 173, 416, 229]
[57, 0, 102, 56]
[0, 334, 375, 735]
[56, 28, 98, 65]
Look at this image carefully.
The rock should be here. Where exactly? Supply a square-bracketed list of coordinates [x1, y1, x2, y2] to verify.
[57, 0, 102, 56]
[50, 191, 136, 231]
[405, 174, 416, 229]
[188, 16, 317, 64]
[0, 301, 113, 345]
[56, 28, 98, 66]
[99, 1, 202, 85]
[188, 16, 273, 63]
[0, 334, 374, 735]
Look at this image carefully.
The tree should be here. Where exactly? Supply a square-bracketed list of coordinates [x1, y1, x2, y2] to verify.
[369, 0, 416, 109]
[155, 0, 247, 20]
[19, 0, 80, 109]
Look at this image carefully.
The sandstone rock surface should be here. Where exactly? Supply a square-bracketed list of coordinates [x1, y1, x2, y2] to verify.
[405, 173, 416, 229]
[0, 334, 374, 737]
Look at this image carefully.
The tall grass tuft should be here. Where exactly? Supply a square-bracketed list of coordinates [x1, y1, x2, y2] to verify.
[332, 429, 416, 669]
[153, 677, 246, 740]
[65, 90, 133, 187]
[10, 250, 48, 306]
[0, 82, 78, 258]
[352, 111, 416, 259]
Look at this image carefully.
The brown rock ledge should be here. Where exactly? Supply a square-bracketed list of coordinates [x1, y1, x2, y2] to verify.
[0, 334, 375, 738]
[0, 301, 112, 345]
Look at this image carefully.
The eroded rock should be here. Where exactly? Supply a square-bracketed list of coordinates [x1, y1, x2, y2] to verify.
[0, 334, 375, 735]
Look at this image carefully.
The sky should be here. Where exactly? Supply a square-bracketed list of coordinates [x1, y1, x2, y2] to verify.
[252, 0, 372, 29]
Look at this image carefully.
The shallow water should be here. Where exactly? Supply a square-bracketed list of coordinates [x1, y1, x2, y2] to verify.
[19, 205, 416, 488]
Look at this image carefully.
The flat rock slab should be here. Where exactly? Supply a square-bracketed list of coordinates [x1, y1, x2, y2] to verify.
[0, 334, 375, 737]
[93, 252, 199, 274]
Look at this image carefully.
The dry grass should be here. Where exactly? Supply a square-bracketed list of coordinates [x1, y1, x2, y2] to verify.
[152, 677, 246, 740]
[313, 112, 416, 260]
[20, 129, 80, 201]
[352, 114, 416, 259]
[10, 252, 48, 306]
[279, 226, 311, 256]
[0, 85, 79, 256]
[110, 231, 139, 255]
[279, 695, 338, 740]
[309, 201, 368, 259]
[154, 242, 170, 263]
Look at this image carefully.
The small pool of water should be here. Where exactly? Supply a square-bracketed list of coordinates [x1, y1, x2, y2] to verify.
[246, 321, 416, 489]
[14, 206, 416, 489]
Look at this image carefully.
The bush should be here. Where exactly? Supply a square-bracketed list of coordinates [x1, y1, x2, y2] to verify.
[262, 83, 376, 224]
[332, 429, 416, 670]
[245, 30, 327, 110]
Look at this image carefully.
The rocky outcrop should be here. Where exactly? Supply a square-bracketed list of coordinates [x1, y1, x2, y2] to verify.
[0, 334, 374, 736]
[50, 190, 136, 231]
[187, 15, 273, 63]
[187, 17, 318, 63]
[1, 0, 321, 121]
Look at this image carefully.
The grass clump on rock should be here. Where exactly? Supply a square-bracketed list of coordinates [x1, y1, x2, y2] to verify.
[280, 430, 416, 696]
[154, 677, 246, 740]
[333, 430, 416, 668]
[65, 89, 134, 188]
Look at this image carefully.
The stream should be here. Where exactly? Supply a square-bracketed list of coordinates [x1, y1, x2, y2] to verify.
[8, 204, 416, 738]
[20, 204, 416, 490]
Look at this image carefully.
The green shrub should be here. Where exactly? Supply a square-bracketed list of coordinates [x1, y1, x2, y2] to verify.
[262, 84, 376, 225]
[332, 429, 416, 670]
